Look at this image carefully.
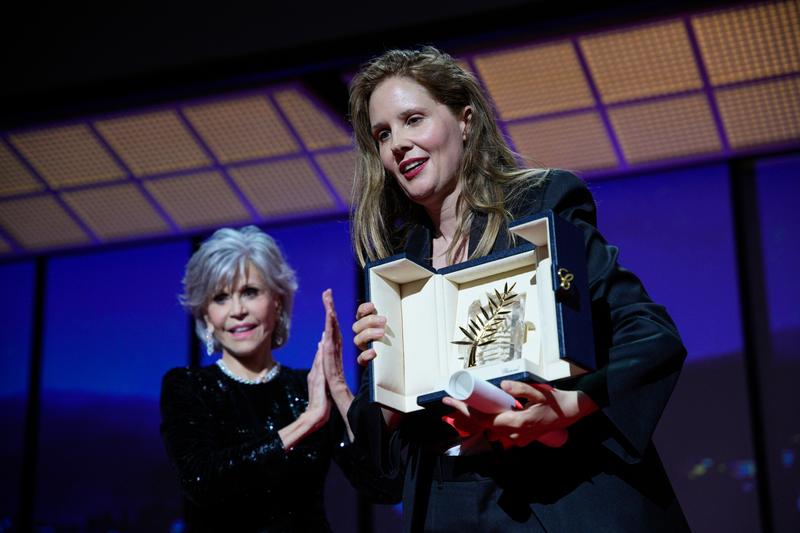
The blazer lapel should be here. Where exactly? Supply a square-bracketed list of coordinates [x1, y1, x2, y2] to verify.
[406, 211, 513, 267]
[469, 211, 510, 256]
[405, 224, 433, 268]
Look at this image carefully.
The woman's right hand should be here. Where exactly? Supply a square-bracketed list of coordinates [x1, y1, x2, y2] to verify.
[279, 342, 330, 450]
[305, 343, 331, 430]
[353, 301, 405, 429]
[352, 302, 387, 367]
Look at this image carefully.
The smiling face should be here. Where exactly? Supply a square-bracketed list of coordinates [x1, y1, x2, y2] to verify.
[204, 263, 280, 360]
[368, 76, 471, 211]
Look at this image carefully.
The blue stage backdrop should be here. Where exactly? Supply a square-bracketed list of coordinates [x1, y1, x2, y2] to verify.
[35, 241, 190, 530]
[590, 163, 759, 532]
[756, 153, 800, 533]
[0, 260, 35, 526]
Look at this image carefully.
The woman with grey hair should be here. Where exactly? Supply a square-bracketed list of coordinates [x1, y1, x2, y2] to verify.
[160, 225, 371, 532]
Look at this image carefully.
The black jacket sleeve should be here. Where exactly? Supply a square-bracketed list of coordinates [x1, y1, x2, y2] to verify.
[344, 371, 406, 504]
[327, 393, 406, 504]
[541, 170, 686, 462]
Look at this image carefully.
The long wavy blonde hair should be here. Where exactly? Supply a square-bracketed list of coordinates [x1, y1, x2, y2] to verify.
[349, 46, 545, 267]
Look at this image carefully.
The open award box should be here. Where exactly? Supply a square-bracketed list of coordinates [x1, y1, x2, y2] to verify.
[365, 210, 597, 413]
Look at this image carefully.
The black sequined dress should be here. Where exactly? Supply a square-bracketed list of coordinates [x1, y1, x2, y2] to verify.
[160, 363, 358, 532]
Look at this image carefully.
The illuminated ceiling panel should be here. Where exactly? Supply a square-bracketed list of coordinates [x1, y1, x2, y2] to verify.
[274, 89, 351, 150]
[0, 141, 43, 197]
[508, 112, 617, 171]
[456, 59, 473, 74]
[0, 195, 89, 249]
[229, 158, 336, 217]
[315, 150, 356, 205]
[580, 20, 702, 103]
[716, 77, 800, 149]
[692, 1, 800, 86]
[474, 42, 594, 120]
[183, 95, 299, 163]
[610, 94, 720, 164]
[143, 171, 250, 229]
[62, 184, 170, 240]
[2, 1, 798, 259]
[9, 124, 125, 188]
[96, 111, 211, 176]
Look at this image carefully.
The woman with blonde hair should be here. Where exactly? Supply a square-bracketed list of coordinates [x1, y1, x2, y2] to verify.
[345, 47, 690, 531]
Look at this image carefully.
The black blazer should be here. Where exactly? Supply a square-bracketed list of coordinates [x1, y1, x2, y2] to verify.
[348, 170, 690, 531]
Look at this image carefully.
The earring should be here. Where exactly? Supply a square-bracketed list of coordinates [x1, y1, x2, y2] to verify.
[205, 327, 215, 356]
[273, 316, 284, 347]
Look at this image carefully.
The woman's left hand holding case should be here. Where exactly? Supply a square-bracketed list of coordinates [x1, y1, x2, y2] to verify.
[442, 381, 598, 449]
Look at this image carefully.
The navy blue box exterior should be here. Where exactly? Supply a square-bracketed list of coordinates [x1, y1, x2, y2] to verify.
[549, 212, 596, 372]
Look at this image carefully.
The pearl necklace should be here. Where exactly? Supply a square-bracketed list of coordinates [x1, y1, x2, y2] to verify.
[216, 359, 281, 385]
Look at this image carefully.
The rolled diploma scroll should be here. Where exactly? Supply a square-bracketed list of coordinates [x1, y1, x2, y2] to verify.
[446, 370, 568, 447]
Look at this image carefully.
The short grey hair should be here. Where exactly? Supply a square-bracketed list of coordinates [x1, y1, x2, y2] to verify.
[180, 226, 298, 350]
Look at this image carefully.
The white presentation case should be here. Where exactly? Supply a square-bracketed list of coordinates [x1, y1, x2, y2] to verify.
[365, 210, 596, 413]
